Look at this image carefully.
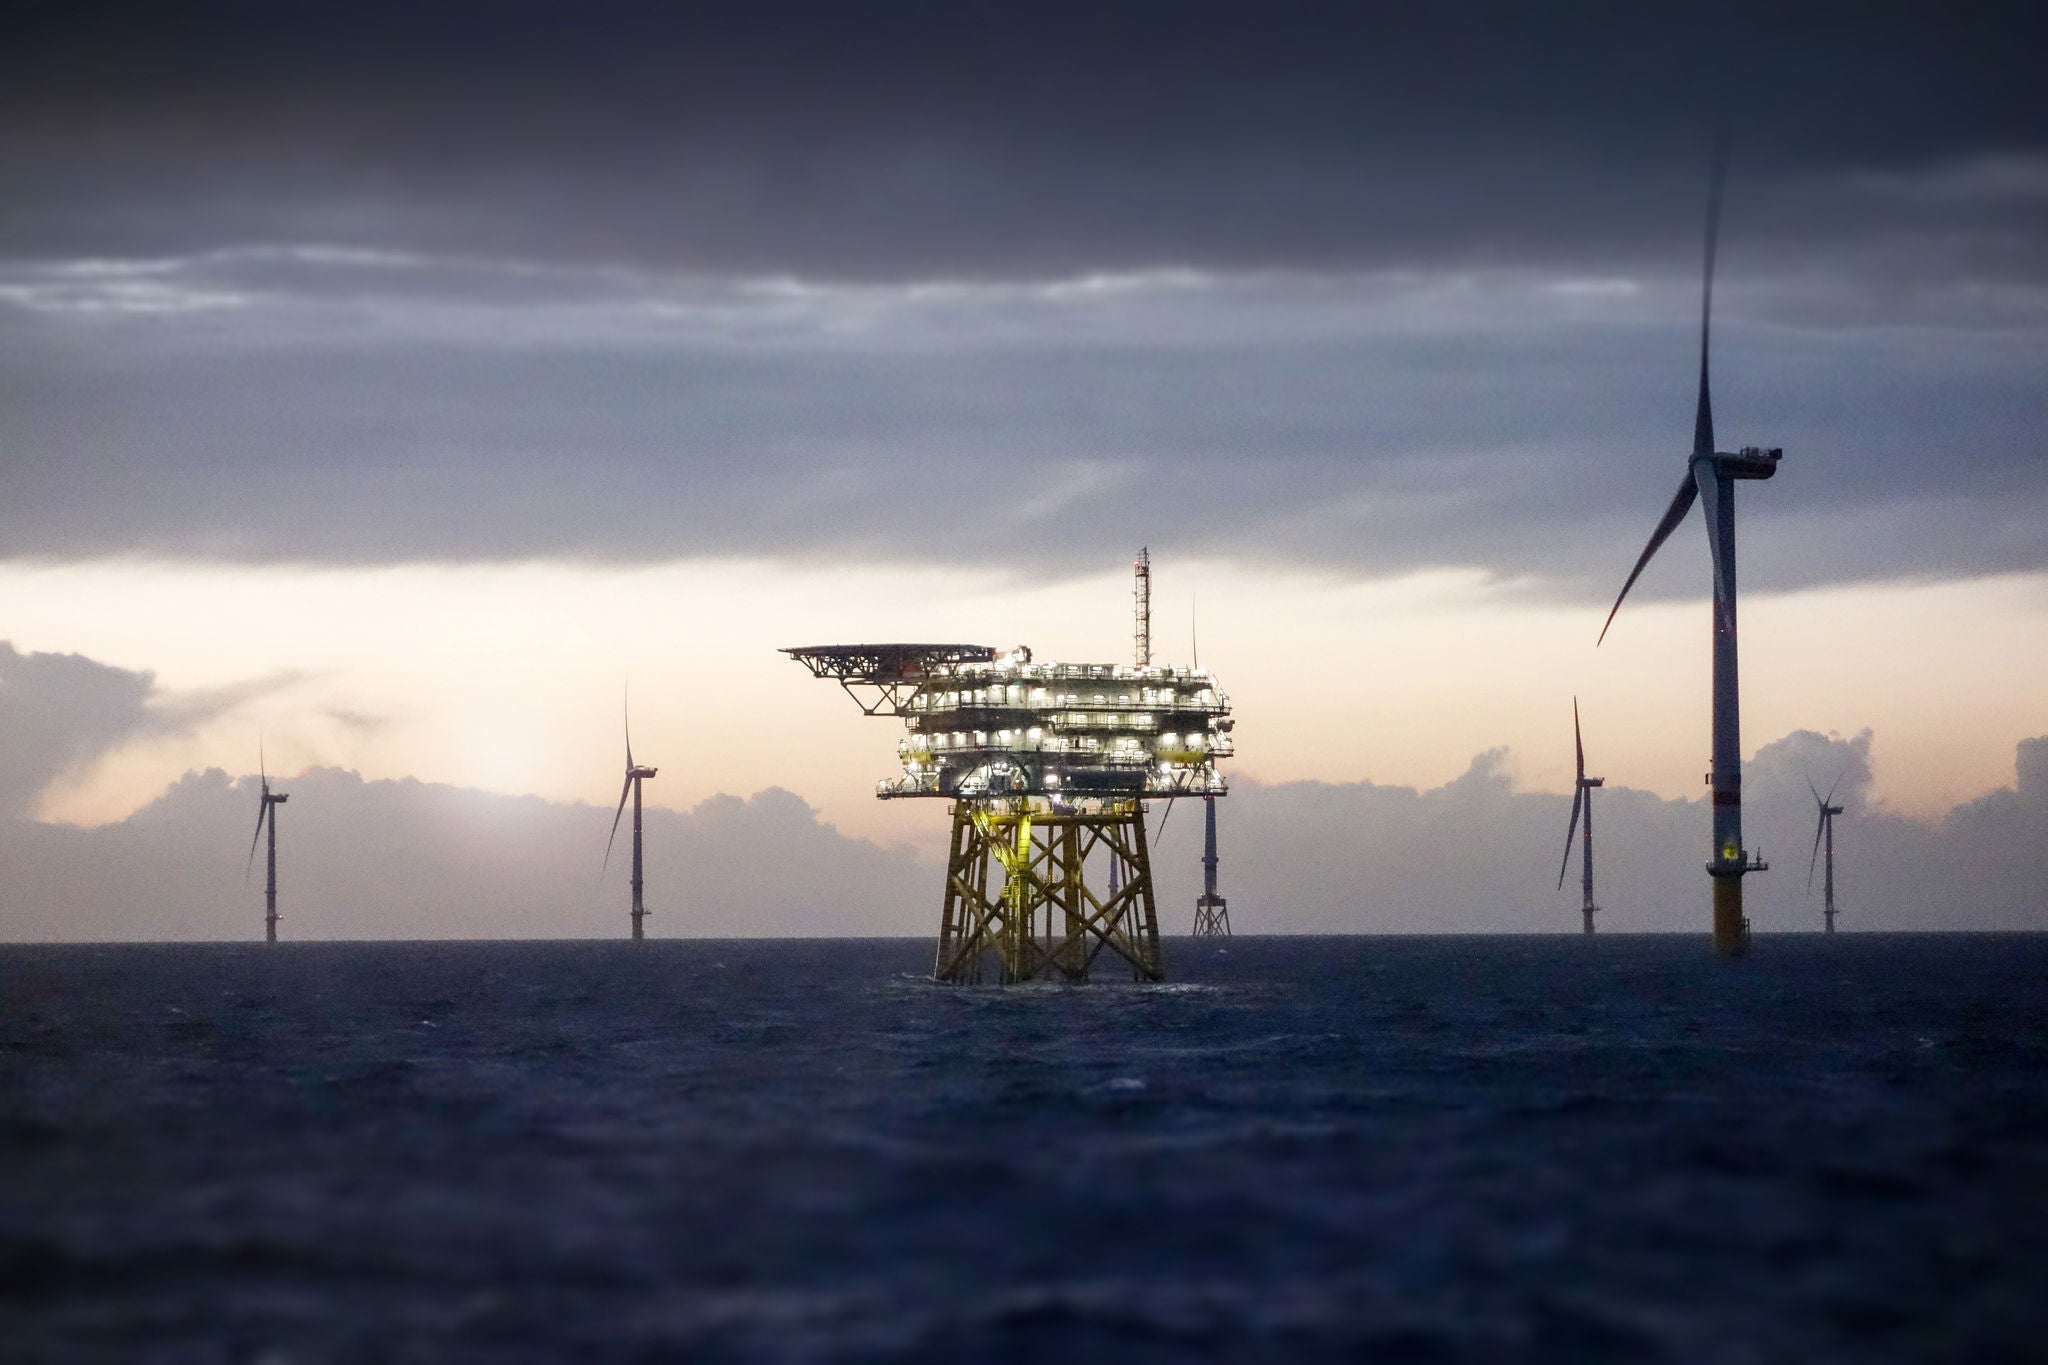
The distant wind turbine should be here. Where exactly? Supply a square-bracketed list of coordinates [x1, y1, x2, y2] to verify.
[245, 743, 289, 943]
[1807, 774, 1846, 934]
[1597, 134, 1782, 957]
[604, 700, 659, 940]
[1556, 699, 1604, 936]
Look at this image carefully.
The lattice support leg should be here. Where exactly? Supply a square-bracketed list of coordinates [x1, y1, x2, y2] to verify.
[931, 802, 1164, 984]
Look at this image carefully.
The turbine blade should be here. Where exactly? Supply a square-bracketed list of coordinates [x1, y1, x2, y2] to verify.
[246, 800, 266, 879]
[1598, 475, 1698, 644]
[1695, 127, 1729, 459]
[1574, 698, 1586, 786]
[1809, 811, 1826, 891]
[1807, 772, 1822, 807]
[624, 693, 634, 770]
[602, 776, 632, 879]
[1156, 792, 1179, 836]
[1825, 769, 1846, 807]
[1693, 461, 1736, 637]
[1557, 784, 1584, 891]
[259, 737, 267, 786]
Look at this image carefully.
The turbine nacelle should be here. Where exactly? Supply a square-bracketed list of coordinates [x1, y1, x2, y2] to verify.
[604, 696, 658, 887]
[1808, 772, 1848, 896]
[246, 755, 290, 897]
[1700, 447, 1782, 480]
[1600, 453, 1786, 648]
[1558, 698, 1602, 899]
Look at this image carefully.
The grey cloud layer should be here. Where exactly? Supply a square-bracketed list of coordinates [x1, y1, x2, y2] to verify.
[0, 645, 158, 819]
[3, 3, 2044, 582]
[3, 250, 2042, 588]
[0, 643, 287, 818]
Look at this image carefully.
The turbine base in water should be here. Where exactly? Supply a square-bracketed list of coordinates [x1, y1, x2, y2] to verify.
[1713, 875, 1751, 957]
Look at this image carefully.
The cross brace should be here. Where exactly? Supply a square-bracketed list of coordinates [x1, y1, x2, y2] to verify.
[934, 801, 1164, 984]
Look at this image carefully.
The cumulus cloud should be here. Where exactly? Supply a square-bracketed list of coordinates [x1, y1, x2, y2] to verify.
[0, 643, 289, 819]
[1143, 730, 2048, 937]
[0, 644, 156, 817]
[0, 767, 929, 942]
[4, 730, 2041, 943]
[1937, 736, 2048, 926]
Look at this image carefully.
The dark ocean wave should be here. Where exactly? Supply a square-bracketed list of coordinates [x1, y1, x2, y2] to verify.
[2, 934, 2044, 1362]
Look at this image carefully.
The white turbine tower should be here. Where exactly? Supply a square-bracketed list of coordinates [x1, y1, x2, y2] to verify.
[1808, 774, 1846, 934]
[604, 699, 659, 941]
[1598, 138, 1782, 956]
[1556, 699, 1604, 936]
[245, 742, 289, 943]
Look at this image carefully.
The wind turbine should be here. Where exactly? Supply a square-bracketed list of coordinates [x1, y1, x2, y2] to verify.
[245, 744, 289, 943]
[1808, 774, 1846, 934]
[1556, 699, 1604, 936]
[1598, 137, 1782, 957]
[604, 701, 658, 940]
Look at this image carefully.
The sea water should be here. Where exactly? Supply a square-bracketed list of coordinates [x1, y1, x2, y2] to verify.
[3, 934, 2043, 1362]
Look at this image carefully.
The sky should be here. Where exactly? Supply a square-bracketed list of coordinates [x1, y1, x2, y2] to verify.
[2, 2, 2044, 938]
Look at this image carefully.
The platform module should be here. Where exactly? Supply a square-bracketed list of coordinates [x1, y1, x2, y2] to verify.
[784, 617, 1233, 983]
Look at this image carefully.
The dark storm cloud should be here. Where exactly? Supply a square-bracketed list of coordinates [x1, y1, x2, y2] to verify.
[1, 249, 2041, 588]
[5, 1, 2044, 279]
[0, 644, 156, 817]
[0, 642, 289, 817]
[2, 2, 2044, 584]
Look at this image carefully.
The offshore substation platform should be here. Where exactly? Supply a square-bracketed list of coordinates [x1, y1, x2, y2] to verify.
[784, 556, 1233, 983]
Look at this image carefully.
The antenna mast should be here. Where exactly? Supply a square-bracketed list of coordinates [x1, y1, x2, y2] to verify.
[1133, 547, 1151, 668]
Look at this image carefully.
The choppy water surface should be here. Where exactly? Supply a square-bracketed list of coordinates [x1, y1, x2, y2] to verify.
[3, 934, 2044, 1362]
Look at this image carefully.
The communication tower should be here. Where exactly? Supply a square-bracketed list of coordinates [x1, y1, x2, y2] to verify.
[1133, 547, 1151, 668]
[785, 560, 1233, 983]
